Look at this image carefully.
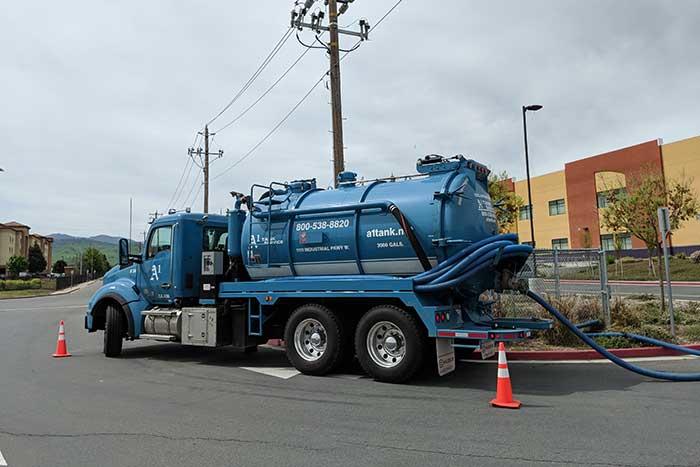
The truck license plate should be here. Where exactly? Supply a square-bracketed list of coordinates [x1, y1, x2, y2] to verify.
[480, 340, 496, 359]
[435, 338, 455, 376]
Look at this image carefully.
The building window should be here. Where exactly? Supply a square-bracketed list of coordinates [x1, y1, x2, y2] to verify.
[522, 241, 534, 246]
[600, 233, 632, 251]
[519, 205, 532, 220]
[551, 238, 569, 250]
[548, 199, 566, 216]
[597, 188, 626, 209]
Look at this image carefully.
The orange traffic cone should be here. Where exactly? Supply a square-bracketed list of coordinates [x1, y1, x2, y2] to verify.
[52, 320, 72, 358]
[490, 342, 520, 409]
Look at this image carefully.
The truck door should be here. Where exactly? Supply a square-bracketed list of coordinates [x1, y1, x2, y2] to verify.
[141, 224, 174, 305]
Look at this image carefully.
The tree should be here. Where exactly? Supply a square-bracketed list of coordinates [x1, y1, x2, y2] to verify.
[601, 209, 627, 277]
[601, 166, 699, 310]
[27, 244, 47, 274]
[53, 259, 67, 274]
[7, 256, 28, 278]
[82, 247, 112, 277]
[488, 171, 524, 234]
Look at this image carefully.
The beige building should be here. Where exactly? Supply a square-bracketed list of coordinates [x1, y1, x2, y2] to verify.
[0, 221, 53, 276]
[506, 135, 700, 252]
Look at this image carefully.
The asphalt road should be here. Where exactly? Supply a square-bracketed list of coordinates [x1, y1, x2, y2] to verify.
[2, 285, 700, 467]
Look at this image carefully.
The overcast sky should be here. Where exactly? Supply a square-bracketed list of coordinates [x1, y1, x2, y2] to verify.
[1, 1, 698, 238]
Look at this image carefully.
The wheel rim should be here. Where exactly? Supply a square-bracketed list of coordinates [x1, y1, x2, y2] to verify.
[366, 321, 406, 368]
[293, 318, 327, 362]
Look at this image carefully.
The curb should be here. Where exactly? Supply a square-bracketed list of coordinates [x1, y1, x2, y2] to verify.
[557, 279, 700, 287]
[479, 344, 700, 361]
[50, 280, 99, 296]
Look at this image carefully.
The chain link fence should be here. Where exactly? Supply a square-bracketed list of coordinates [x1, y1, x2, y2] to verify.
[495, 248, 611, 324]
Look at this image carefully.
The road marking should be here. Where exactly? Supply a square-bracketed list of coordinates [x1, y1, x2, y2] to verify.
[460, 355, 697, 364]
[330, 374, 367, 380]
[0, 448, 7, 466]
[0, 305, 83, 312]
[240, 367, 301, 379]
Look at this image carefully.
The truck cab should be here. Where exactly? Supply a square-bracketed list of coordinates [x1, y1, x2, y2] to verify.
[85, 212, 247, 355]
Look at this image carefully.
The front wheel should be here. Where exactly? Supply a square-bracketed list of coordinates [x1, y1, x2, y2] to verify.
[284, 304, 344, 376]
[355, 305, 426, 383]
[104, 304, 124, 358]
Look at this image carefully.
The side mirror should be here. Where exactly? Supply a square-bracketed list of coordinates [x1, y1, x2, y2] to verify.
[119, 238, 129, 267]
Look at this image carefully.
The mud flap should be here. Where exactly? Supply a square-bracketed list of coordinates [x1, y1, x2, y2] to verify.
[436, 338, 456, 376]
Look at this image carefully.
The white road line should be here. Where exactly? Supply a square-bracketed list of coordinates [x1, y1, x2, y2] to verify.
[0, 305, 84, 312]
[0, 448, 7, 466]
[240, 367, 301, 379]
[460, 355, 697, 365]
[330, 374, 367, 380]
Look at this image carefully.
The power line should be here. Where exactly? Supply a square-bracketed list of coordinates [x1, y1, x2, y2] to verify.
[211, 0, 405, 182]
[374, 0, 404, 29]
[212, 73, 327, 181]
[204, 28, 294, 127]
[180, 172, 202, 210]
[214, 46, 313, 133]
[167, 154, 193, 209]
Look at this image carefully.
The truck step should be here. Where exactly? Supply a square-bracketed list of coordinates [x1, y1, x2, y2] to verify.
[139, 333, 178, 342]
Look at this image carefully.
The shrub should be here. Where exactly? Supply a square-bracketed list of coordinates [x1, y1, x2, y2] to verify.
[606, 255, 615, 265]
[0, 279, 41, 291]
[541, 295, 602, 347]
[683, 324, 700, 341]
[611, 298, 642, 328]
[690, 250, 700, 264]
[636, 301, 666, 325]
[638, 324, 674, 343]
[676, 302, 700, 326]
[595, 335, 641, 349]
[674, 252, 687, 260]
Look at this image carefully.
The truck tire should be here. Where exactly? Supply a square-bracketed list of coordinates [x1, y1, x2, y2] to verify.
[104, 304, 124, 358]
[355, 305, 426, 383]
[284, 304, 344, 376]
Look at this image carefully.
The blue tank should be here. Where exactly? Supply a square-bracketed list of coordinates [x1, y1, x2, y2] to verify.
[234, 155, 498, 280]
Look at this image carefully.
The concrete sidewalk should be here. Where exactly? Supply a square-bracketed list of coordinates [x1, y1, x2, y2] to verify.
[50, 279, 99, 296]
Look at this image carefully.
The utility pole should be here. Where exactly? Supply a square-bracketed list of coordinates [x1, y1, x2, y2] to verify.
[149, 210, 162, 224]
[291, 0, 370, 187]
[189, 125, 223, 213]
[328, 0, 344, 186]
[203, 125, 210, 213]
[129, 197, 133, 252]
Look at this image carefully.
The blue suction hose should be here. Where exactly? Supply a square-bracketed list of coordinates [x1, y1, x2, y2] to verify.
[527, 290, 700, 382]
[412, 233, 700, 381]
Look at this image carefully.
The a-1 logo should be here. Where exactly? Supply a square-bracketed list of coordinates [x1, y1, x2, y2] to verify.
[150, 264, 161, 281]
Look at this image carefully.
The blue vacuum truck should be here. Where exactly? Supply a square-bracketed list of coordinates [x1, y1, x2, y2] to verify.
[87, 154, 546, 382]
[85, 154, 700, 382]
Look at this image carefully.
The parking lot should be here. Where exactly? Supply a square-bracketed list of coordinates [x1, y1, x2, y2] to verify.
[1, 284, 700, 467]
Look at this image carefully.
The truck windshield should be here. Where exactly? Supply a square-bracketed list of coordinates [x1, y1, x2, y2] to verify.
[203, 228, 227, 251]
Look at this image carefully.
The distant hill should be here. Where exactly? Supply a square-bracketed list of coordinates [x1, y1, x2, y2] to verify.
[50, 234, 142, 267]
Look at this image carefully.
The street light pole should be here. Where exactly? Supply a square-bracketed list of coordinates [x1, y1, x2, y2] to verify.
[522, 104, 542, 277]
[522, 105, 542, 249]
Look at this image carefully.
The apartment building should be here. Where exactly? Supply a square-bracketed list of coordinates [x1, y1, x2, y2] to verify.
[507, 135, 700, 252]
[0, 221, 53, 275]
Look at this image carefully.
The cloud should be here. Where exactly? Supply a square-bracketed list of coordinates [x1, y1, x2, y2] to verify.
[0, 0, 698, 236]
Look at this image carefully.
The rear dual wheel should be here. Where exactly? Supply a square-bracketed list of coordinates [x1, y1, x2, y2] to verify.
[284, 303, 427, 383]
[355, 305, 427, 383]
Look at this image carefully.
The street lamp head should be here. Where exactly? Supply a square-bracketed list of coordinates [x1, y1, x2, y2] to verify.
[524, 104, 543, 112]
